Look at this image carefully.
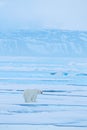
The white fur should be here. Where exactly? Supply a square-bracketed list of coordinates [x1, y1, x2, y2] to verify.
[23, 89, 42, 103]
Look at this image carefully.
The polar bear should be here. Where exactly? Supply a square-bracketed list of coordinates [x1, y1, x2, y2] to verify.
[23, 89, 42, 103]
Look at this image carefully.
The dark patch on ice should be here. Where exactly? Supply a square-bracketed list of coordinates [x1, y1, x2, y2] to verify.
[54, 124, 87, 128]
[0, 91, 21, 94]
[16, 89, 24, 92]
[41, 79, 70, 82]
[17, 104, 49, 107]
[43, 93, 87, 97]
[68, 84, 87, 86]
[63, 72, 68, 76]
[0, 79, 71, 85]
[50, 72, 69, 76]
[16, 103, 87, 108]
[0, 123, 87, 127]
[0, 89, 13, 91]
[0, 113, 12, 115]
[43, 90, 68, 93]
[0, 89, 23, 94]
[76, 73, 87, 76]
[50, 72, 57, 75]
[7, 110, 51, 114]
[8, 110, 29, 114]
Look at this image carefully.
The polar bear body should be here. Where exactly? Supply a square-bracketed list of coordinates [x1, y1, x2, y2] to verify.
[23, 89, 42, 103]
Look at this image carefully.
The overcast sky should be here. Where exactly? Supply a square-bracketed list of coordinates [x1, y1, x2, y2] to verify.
[0, 0, 87, 31]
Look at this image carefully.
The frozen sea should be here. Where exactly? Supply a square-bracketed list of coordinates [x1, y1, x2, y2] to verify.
[0, 29, 87, 129]
[0, 57, 87, 130]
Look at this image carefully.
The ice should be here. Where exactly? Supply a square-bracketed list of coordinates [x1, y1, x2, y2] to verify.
[0, 56, 87, 130]
[0, 29, 87, 129]
[0, 30, 87, 57]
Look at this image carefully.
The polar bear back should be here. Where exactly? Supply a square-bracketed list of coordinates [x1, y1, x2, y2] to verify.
[24, 89, 42, 95]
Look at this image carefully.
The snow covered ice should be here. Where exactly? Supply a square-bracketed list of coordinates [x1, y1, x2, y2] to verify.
[0, 30, 87, 130]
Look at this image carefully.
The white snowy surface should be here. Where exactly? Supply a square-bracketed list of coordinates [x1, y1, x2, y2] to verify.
[0, 125, 87, 130]
[0, 57, 87, 130]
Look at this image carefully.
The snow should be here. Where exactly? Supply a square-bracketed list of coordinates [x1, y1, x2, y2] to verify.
[1, 125, 87, 130]
[0, 30, 87, 129]
[0, 57, 87, 130]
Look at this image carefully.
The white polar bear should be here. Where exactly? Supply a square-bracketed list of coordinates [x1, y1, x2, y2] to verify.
[23, 89, 42, 103]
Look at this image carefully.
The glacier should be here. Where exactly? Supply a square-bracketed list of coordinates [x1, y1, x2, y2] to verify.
[0, 29, 87, 57]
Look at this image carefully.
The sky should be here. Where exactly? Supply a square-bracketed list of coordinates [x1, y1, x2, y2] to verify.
[0, 0, 87, 31]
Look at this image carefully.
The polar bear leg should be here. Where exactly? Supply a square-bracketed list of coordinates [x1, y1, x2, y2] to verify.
[31, 93, 37, 102]
[25, 95, 32, 103]
[23, 90, 32, 103]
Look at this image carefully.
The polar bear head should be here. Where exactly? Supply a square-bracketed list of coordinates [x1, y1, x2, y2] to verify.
[37, 90, 43, 94]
